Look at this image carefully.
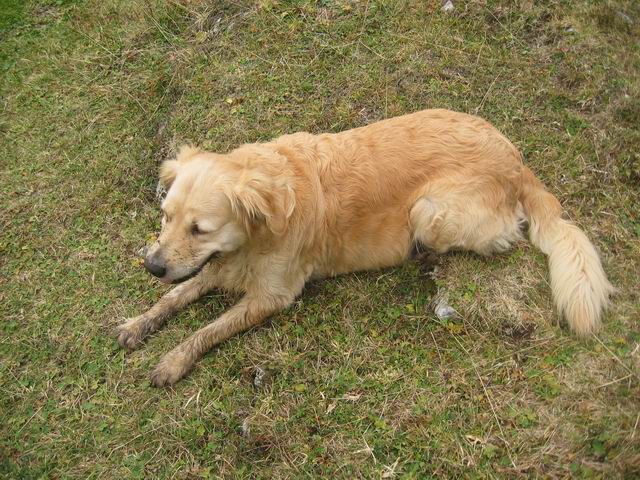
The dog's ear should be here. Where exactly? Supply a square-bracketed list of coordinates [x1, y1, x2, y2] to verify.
[159, 159, 179, 188]
[230, 174, 295, 236]
[175, 145, 201, 163]
[159, 145, 202, 188]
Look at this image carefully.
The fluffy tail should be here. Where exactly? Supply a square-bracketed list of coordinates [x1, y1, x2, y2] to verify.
[520, 167, 613, 336]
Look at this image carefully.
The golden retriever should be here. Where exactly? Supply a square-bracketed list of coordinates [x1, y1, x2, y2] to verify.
[116, 109, 613, 386]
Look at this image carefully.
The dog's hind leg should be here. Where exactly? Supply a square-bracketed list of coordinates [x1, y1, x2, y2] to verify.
[409, 187, 524, 256]
[116, 272, 216, 350]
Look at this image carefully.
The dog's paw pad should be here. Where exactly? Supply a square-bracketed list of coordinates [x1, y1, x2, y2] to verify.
[150, 351, 192, 387]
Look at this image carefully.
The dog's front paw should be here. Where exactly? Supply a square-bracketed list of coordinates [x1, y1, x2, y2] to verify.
[115, 317, 147, 350]
[150, 350, 193, 387]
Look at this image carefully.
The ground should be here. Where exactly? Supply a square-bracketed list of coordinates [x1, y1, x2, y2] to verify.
[1, 0, 639, 478]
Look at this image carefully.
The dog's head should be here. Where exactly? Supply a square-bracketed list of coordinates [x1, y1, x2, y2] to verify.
[144, 145, 296, 284]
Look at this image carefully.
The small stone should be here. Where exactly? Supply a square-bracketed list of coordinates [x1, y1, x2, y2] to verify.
[442, 0, 454, 13]
[251, 366, 273, 389]
[240, 417, 250, 437]
[617, 11, 633, 25]
[434, 296, 457, 320]
[212, 17, 223, 33]
[253, 366, 266, 388]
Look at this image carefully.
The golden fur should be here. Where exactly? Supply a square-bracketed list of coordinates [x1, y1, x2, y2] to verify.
[116, 109, 613, 386]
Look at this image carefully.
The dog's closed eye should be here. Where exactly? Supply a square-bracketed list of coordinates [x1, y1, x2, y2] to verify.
[191, 224, 203, 235]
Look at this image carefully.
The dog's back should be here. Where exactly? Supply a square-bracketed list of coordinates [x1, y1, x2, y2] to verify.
[273, 110, 524, 273]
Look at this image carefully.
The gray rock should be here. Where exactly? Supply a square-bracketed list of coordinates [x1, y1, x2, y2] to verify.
[434, 296, 457, 320]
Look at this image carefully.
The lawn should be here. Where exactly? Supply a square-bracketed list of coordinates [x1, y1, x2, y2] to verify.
[1, 0, 639, 478]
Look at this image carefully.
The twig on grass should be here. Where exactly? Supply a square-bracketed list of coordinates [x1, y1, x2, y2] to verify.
[592, 334, 639, 380]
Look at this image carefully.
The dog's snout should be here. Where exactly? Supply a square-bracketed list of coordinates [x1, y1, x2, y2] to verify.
[144, 253, 166, 278]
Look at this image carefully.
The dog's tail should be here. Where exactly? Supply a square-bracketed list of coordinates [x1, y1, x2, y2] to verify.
[520, 167, 613, 336]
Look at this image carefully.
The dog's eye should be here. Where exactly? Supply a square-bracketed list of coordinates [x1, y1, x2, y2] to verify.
[191, 224, 203, 235]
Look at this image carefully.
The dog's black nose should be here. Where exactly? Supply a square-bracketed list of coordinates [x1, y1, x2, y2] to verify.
[144, 255, 166, 278]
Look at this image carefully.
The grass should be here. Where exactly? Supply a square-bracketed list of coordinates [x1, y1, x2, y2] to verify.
[1, 0, 639, 477]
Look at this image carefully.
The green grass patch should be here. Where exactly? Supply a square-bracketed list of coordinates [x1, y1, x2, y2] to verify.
[1, 0, 639, 477]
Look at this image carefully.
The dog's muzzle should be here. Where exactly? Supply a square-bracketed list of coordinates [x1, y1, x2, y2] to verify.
[144, 252, 167, 278]
[170, 250, 221, 284]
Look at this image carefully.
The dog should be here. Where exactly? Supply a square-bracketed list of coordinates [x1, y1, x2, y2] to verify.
[116, 109, 613, 386]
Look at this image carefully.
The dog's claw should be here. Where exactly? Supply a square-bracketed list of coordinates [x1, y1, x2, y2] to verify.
[150, 350, 192, 387]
